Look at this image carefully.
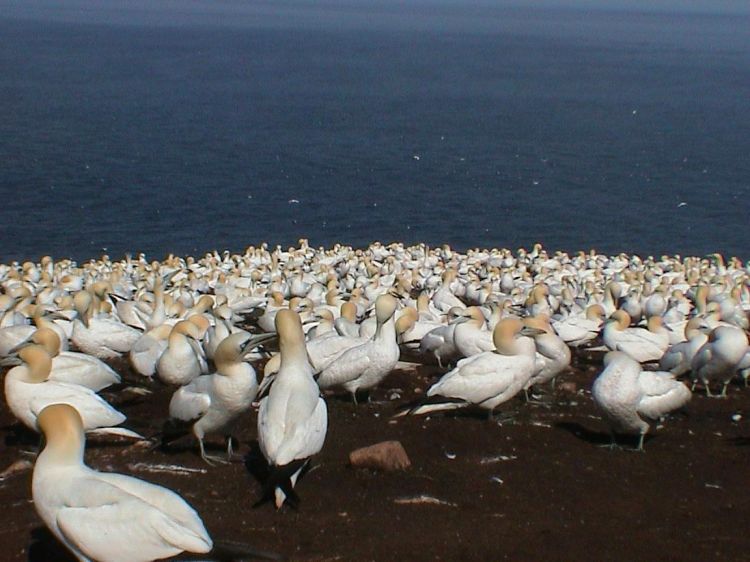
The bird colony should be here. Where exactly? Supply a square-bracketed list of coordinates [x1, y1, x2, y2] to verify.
[1, 240, 749, 561]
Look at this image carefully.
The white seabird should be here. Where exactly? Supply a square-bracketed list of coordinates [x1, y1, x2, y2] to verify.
[405, 318, 538, 419]
[168, 331, 275, 464]
[592, 351, 691, 450]
[32, 403, 213, 562]
[257, 309, 327, 509]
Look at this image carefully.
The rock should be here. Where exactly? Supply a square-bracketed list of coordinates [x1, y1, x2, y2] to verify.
[559, 381, 577, 394]
[0, 459, 33, 481]
[349, 440, 411, 471]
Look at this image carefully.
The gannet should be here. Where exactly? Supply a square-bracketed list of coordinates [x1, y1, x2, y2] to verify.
[168, 332, 274, 464]
[406, 318, 538, 419]
[453, 307, 494, 358]
[418, 307, 464, 368]
[658, 317, 709, 377]
[316, 294, 400, 401]
[129, 323, 172, 378]
[3, 345, 133, 435]
[592, 351, 691, 450]
[523, 314, 571, 393]
[32, 403, 214, 562]
[333, 301, 360, 338]
[690, 325, 749, 397]
[257, 310, 327, 509]
[157, 318, 208, 385]
[396, 306, 442, 350]
[31, 327, 120, 391]
[552, 304, 605, 348]
[603, 310, 669, 363]
[71, 291, 141, 360]
[431, 271, 464, 312]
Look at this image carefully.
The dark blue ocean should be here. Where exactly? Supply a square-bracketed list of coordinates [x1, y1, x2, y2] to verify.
[1, 1, 748, 263]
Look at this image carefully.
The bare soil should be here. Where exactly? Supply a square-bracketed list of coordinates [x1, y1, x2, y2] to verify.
[2, 349, 750, 561]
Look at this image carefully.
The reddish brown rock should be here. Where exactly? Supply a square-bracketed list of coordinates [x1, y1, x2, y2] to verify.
[349, 440, 411, 471]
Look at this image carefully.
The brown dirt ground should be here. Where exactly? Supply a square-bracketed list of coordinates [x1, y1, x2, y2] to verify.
[2, 349, 750, 562]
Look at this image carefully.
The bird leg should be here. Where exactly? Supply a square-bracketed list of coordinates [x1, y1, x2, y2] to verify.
[720, 382, 730, 398]
[225, 435, 239, 461]
[635, 433, 646, 452]
[598, 432, 621, 451]
[199, 439, 229, 466]
[704, 383, 714, 398]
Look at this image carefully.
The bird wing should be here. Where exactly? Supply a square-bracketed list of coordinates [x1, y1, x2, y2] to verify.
[29, 383, 126, 430]
[57, 496, 211, 562]
[429, 353, 519, 405]
[613, 329, 664, 361]
[307, 335, 362, 371]
[274, 397, 328, 466]
[419, 326, 447, 352]
[316, 344, 372, 389]
[690, 344, 713, 373]
[51, 352, 121, 390]
[636, 370, 691, 420]
[168, 376, 212, 421]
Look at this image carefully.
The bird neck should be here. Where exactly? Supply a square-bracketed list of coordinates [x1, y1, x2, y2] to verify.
[39, 430, 85, 467]
[279, 341, 311, 372]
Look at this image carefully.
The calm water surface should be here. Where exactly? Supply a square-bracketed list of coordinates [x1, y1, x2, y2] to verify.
[1, 1, 748, 262]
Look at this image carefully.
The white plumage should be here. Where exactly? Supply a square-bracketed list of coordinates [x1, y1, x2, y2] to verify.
[592, 351, 691, 450]
[408, 318, 537, 418]
[258, 310, 327, 509]
[32, 403, 212, 562]
[4, 345, 132, 435]
[690, 325, 749, 397]
[316, 294, 400, 400]
[169, 332, 273, 464]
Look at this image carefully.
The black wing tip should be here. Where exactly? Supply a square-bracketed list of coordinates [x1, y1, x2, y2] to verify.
[254, 459, 308, 509]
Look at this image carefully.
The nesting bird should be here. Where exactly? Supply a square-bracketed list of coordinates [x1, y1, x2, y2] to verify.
[3, 344, 136, 437]
[406, 318, 538, 419]
[32, 403, 214, 562]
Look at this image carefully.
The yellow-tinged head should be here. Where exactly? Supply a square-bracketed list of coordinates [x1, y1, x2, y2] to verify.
[37, 403, 85, 463]
[375, 294, 398, 324]
[340, 302, 357, 322]
[32, 328, 62, 356]
[18, 345, 53, 383]
[492, 317, 524, 354]
[608, 309, 631, 330]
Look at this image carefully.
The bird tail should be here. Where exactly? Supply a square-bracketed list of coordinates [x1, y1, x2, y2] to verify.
[253, 459, 308, 510]
[87, 427, 145, 440]
[176, 539, 285, 560]
[147, 418, 192, 449]
[392, 395, 468, 418]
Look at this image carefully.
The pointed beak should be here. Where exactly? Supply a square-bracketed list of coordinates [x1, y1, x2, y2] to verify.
[241, 333, 278, 356]
[520, 326, 546, 337]
[47, 311, 70, 322]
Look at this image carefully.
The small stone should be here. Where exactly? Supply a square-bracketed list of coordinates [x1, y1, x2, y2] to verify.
[349, 440, 411, 471]
[559, 382, 577, 393]
[0, 459, 33, 481]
